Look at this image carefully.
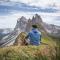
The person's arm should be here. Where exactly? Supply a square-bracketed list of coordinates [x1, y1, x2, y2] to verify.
[40, 35, 41, 43]
[25, 33, 30, 45]
[25, 32, 30, 39]
[40, 32, 42, 43]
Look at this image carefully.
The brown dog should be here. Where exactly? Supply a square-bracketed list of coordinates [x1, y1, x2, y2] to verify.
[14, 32, 28, 46]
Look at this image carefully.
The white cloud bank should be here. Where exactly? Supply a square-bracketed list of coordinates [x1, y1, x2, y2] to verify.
[10, 0, 60, 7]
[0, 0, 60, 7]
[0, 12, 33, 28]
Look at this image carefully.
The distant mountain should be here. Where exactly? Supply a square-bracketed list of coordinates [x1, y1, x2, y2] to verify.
[43, 23, 60, 38]
[0, 28, 13, 40]
[0, 28, 13, 34]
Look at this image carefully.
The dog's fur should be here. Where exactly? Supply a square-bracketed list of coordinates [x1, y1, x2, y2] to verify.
[14, 32, 28, 46]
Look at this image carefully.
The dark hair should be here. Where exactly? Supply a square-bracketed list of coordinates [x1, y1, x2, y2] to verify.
[32, 25, 38, 28]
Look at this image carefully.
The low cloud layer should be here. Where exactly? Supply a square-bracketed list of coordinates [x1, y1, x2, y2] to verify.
[10, 0, 60, 7]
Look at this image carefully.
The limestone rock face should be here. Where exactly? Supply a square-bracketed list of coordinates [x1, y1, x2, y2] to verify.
[32, 14, 42, 25]
[15, 16, 28, 32]
[25, 19, 32, 32]
[25, 14, 43, 32]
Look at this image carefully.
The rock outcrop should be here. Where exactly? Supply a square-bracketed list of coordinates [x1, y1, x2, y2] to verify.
[15, 16, 28, 32]
[26, 14, 43, 32]
[32, 14, 42, 24]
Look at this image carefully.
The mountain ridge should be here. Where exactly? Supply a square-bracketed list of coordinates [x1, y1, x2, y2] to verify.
[0, 14, 60, 47]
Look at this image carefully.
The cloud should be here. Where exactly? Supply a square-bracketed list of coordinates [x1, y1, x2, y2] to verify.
[1, 0, 60, 7]
[0, 12, 34, 28]
[0, 0, 60, 28]
[0, 11, 60, 28]
[10, 0, 60, 7]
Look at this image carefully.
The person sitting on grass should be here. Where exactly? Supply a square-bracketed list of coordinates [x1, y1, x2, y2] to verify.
[25, 25, 41, 46]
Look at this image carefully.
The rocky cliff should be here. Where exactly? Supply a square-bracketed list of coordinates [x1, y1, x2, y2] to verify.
[15, 16, 28, 32]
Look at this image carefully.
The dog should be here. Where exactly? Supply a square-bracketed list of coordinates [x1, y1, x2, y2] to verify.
[14, 32, 28, 46]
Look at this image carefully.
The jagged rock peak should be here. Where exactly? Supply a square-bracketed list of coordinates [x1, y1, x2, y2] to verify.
[14, 16, 28, 32]
[25, 18, 32, 32]
[17, 16, 27, 22]
[28, 18, 31, 21]
[32, 14, 42, 24]
[35, 14, 40, 18]
[20, 16, 27, 21]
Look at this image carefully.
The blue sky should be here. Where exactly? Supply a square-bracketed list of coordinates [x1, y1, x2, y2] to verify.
[0, 0, 60, 28]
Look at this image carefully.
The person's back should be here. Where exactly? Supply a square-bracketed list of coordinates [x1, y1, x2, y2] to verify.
[26, 25, 41, 46]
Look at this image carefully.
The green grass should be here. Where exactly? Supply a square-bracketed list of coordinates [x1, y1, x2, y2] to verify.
[0, 29, 59, 60]
[0, 46, 54, 60]
[0, 37, 58, 60]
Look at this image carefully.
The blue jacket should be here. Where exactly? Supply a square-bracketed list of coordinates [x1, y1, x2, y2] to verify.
[27, 28, 41, 45]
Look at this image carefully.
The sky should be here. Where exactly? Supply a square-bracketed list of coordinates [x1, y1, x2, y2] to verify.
[10, 0, 60, 6]
[0, 0, 60, 28]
